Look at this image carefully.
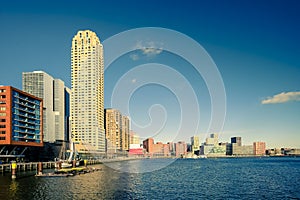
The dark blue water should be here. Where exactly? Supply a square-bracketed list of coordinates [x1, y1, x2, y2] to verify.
[1, 157, 300, 199]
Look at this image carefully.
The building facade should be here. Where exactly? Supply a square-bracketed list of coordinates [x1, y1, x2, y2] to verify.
[175, 141, 187, 157]
[231, 137, 242, 146]
[121, 116, 130, 151]
[71, 30, 105, 153]
[0, 86, 43, 147]
[105, 108, 122, 154]
[142, 138, 170, 157]
[253, 141, 266, 155]
[23, 71, 54, 142]
[191, 136, 200, 155]
[22, 71, 69, 143]
[104, 109, 130, 154]
[129, 130, 140, 145]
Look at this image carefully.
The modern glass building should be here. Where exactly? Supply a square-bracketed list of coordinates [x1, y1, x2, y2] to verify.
[0, 86, 43, 147]
[71, 30, 105, 154]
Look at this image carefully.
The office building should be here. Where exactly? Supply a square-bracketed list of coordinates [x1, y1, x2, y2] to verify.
[71, 30, 105, 153]
[191, 136, 200, 155]
[206, 133, 219, 146]
[227, 136, 254, 156]
[231, 137, 242, 146]
[200, 133, 223, 155]
[22, 71, 69, 143]
[0, 86, 43, 147]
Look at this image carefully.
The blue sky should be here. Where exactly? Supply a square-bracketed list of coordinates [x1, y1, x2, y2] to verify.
[0, 0, 299, 148]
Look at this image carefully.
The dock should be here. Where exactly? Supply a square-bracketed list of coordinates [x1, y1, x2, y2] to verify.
[0, 161, 55, 173]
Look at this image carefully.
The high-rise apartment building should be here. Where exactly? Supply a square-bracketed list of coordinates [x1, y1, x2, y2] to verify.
[22, 71, 69, 143]
[0, 86, 43, 147]
[105, 108, 121, 153]
[71, 30, 105, 154]
[104, 108, 130, 154]
[122, 116, 130, 151]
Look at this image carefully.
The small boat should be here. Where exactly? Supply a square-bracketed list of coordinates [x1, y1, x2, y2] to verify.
[57, 140, 80, 168]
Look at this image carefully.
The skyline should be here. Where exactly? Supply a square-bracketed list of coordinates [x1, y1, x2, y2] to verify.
[0, 1, 299, 148]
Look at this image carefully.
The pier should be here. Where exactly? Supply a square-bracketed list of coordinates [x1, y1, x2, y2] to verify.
[0, 162, 55, 173]
[0, 160, 104, 173]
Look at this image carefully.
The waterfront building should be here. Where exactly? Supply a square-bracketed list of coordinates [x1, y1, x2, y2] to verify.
[231, 137, 242, 146]
[105, 108, 121, 154]
[129, 130, 140, 145]
[0, 86, 43, 148]
[64, 87, 71, 143]
[143, 138, 154, 154]
[71, 30, 105, 154]
[128, 143, 144, 156]
[167, 142, 175, 156]
[253, 141, 266, 155]
[232, 144, 253, 156]
[142, 138, 170, 157]
[206, 133, 219, 146]
[121, 116, 130, 151]
[22, 71, 69, 143]
[284, 148, 300, 156]
[227, 136, 254, 156]
[191, 136, 200, 155]
[175, 141, 187, 157]
[200, 133, 226, 156]
[104, 108, 130, 156]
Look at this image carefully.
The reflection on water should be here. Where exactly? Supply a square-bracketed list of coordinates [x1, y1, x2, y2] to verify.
[104, 158, 176, 173]
[0, 157, 300, 199]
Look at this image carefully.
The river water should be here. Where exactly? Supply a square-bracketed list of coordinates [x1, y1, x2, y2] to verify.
[0, 157, 300, 199]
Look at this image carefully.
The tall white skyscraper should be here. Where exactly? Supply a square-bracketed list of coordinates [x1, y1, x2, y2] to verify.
[71, 30, 105, 154]
[22, 71, 68, 143]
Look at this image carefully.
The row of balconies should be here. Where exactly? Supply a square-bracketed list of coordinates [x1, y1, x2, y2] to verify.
[13, 95, 40, 106]
[13, 106, 36, 115]
[14, 117, 37, 125]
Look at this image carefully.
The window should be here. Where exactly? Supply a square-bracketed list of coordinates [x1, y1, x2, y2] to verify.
[0, 107, 6, 111]
[0, 119, 5, 122]
[0, 113, 6, 116]
[0, 131, 5, 134]
[0, 125, 5, 128]
[0, 89, 6, 93]
[0, 95, 6, 99]
[0, 137, 5, 140]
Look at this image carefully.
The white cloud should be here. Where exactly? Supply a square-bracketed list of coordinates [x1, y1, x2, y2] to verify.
[135, 41, 163, 57]
[261, 91, 300, 104]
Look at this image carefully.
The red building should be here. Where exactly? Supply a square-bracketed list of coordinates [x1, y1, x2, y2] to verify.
[0, 86, 43, 147]
[143, 138, 170, 156]
[253, 142, 266, 155]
